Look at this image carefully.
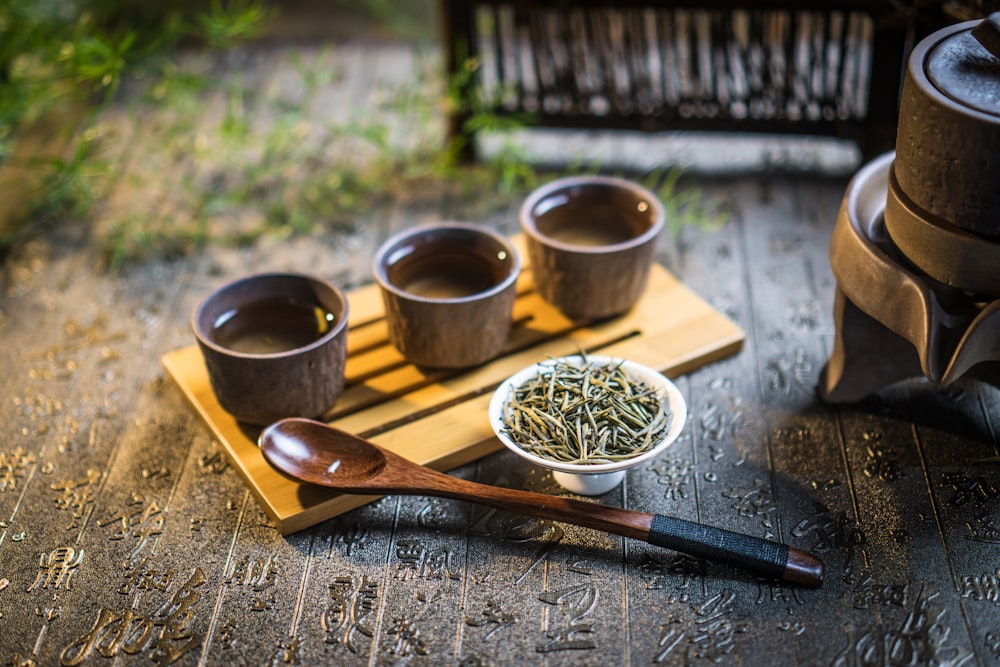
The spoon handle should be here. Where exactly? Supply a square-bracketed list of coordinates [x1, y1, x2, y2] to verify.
[420, 472, 823, 587]
[646, 514, 822, 587]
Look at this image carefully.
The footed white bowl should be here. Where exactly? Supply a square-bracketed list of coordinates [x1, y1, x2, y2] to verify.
[488, 355, 687, 495]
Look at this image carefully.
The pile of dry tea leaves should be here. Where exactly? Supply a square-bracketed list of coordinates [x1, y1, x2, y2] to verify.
[499, 356, 672, 465]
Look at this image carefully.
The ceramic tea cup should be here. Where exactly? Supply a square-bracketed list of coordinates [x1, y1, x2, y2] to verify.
[373, 222, 520, 368]
[520, 175, 665, 320]
[192, 272, 349, 426]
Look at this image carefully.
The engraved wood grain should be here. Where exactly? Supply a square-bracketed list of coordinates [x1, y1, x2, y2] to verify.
[163, 256, 744, 534]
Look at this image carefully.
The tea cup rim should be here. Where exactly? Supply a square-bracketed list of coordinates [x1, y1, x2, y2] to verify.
[372, 222, 521, 304]
[192, 271, 350, 360]
[519, 175, 665, 254]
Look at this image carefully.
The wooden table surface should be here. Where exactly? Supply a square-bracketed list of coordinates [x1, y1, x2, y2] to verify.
[2, 40, 999, 667]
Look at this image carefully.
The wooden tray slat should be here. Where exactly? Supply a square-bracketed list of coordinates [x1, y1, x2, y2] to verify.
[163, 262, 743, 534]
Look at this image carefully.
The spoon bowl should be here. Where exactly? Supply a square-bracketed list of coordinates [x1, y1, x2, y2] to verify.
[262, 418, 387, 488]
[259, 417, 824, 587]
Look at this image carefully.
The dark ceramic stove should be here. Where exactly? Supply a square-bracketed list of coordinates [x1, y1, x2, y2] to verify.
[819, 15, 1000, 402]
[818, 152, 1000, 402]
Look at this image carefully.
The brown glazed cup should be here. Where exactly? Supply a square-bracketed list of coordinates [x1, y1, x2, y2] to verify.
[373, 222, 520, 368]
[520, 175, 665, 320]
[192, 272, 349, 426]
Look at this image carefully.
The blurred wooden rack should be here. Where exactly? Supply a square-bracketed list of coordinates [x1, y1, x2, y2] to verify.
[440, 0, 977, 161]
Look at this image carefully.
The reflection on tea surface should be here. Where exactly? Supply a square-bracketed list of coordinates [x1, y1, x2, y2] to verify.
[545, 220, 634, 246]
[536, 199, 647, 247]
[398, 253, 497, 299]
[212, 298, 335, 354]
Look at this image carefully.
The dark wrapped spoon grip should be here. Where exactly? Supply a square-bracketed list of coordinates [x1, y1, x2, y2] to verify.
[648, 514, 823, 587]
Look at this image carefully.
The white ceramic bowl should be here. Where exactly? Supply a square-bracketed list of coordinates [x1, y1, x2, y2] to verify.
[488, 355, 687, 495]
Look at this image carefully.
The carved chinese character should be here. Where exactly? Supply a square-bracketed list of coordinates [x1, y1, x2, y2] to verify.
[776, 619, 806, 636]
[119, 558, 178, 596]
[60, 608, 142, 666]
[766, 349, 813, 395]
[688, 590, 744, 661]
[417, 498, 450, 529]
[722, 479, 777, 530]
[218, 619, 238, 650]
[395, 541, 424, 581]
[862, 431, 903, 482]
[959, 568, 1000, 603]
[0, 447, 37, 492]
[269, 635, 300, 666]
[699, 396, 748, 442]
[422, 547, 460, 581]
[833, 583, 968, 665]
[329, 523, 368, 557]
[323, 576, 378, 652]
[966, 514, 1000, 543]
[50, 470, 101, 527]
[792, 506, 867, 575]
[386, 616, 429, 658]
[198, 450, 229, 474]
[637, 552, 700, 592]
[393, 541, 459, 581]
[97, 495, 164, 561]
[225, 555, 279, 591]
[250, 592, 276, 612]
[149, 568, 206, 664]
[465, 599, 515, 640]
[416, 588, 442, 604]
[141, 466, 170, 480]
[756, 579, 804, 607]
[536, 585, 599, 653]
[943, 471, 1000, 508]
[59, 568, 205, 666]
[648, 456, 692, 500]
[652, 590, 748, 662]
[27, 546, 85, 592]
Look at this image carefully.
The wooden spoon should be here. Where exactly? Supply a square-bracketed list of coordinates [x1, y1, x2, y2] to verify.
[259, 418, 824, 587]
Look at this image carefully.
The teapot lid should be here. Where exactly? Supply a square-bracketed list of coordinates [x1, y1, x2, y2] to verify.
[924, 14, 1000, 118]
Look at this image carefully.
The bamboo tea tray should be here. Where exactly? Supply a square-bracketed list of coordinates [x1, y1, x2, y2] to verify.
[163, 257, 744, 534]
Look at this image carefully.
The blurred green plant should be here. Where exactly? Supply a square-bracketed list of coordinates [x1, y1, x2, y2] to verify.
[1, 1, 727, 269]
[444, 56, 539, 195]
[643, 167, 728, 239]
[197, 0, 273, 46]
[0, 0, 271, 249]
[90, 47, 556, 269]
[334, 0, 438, 42]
